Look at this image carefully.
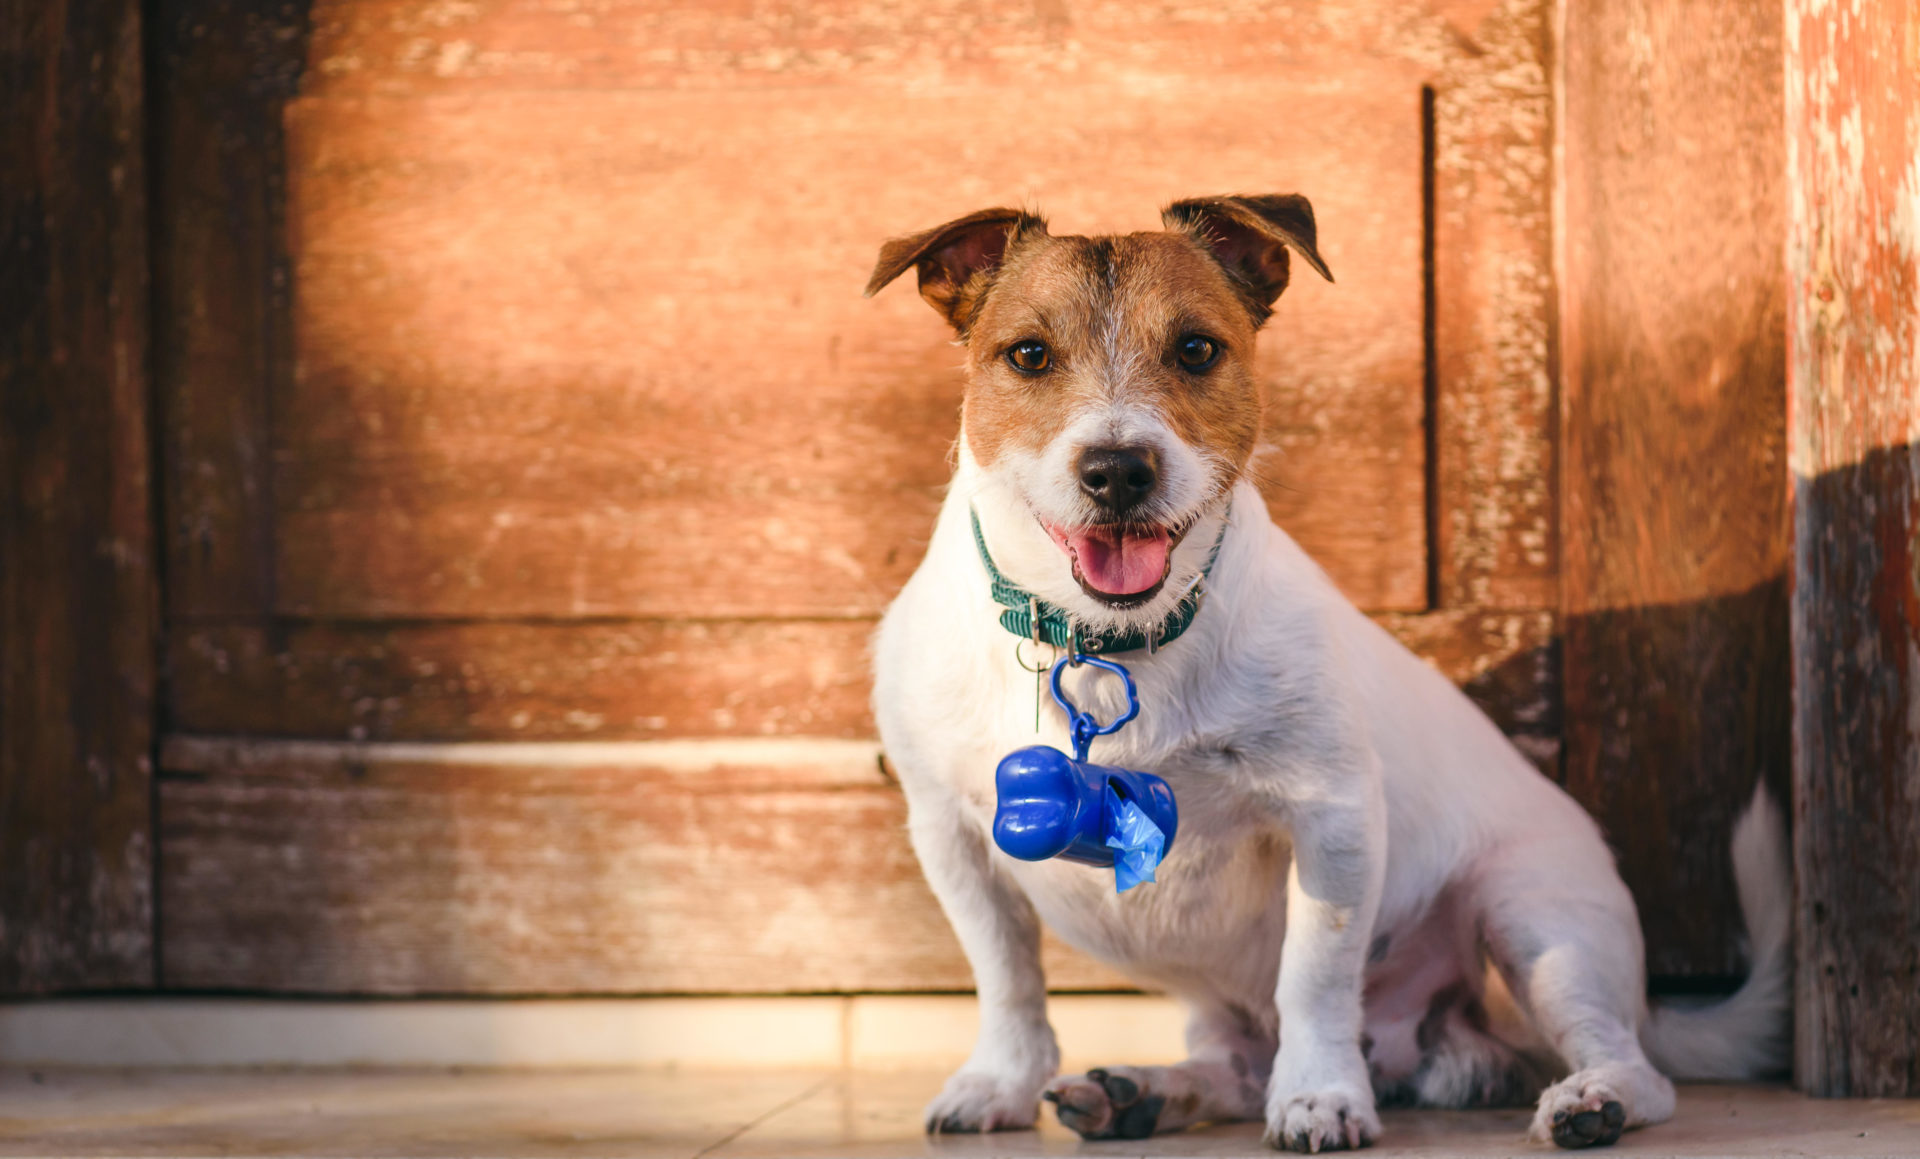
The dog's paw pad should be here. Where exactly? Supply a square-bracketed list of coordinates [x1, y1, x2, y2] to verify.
[1532, 1076, 1630, 1150]
[1548, 1100, 1625, 1149]
[1044, 1067, 1164, 1140]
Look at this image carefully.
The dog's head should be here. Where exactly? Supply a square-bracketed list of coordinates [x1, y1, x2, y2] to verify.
[866, 196, 1331, 622]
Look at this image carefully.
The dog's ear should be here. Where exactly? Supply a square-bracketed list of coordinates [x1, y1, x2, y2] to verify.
[1162, 195, 1333, 323]
[864, 207, 1048, 333]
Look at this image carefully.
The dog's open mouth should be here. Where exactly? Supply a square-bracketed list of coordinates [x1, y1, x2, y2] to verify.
[1042, 520, 1191, 607]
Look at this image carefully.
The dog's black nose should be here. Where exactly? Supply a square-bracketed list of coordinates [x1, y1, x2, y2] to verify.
[1077, 446, 1160, 513]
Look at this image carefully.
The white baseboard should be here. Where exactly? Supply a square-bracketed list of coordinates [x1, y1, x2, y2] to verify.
[0, 995, 1186, 1070]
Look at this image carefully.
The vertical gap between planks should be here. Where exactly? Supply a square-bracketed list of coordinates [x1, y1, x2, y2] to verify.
[1420, 84, 1442, 613]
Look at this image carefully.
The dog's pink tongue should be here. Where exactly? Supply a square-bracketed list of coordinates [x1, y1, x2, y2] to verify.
[1067, 527, 1172, 595]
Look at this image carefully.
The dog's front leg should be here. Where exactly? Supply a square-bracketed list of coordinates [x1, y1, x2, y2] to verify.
[907, 800, 1059, 1133]
[1264, 785, 1387, 1153]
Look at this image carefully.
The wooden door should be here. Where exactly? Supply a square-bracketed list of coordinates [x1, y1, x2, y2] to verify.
[147, 0, 1558, 994]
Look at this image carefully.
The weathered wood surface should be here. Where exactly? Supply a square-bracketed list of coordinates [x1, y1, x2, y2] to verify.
[148, 0, 1565, 997]
[170, 611, 1554, 753]
[297, 0, 1514, 99]
[275, 83, 1428, 616]
[151, 0, 1564, 619]
[158, 739, 1130, 993]
[1558, 0, 1790, 980]
[142, 0, 1566, 625]
[148, 0, 311, 619]
[1427, 0, 1557, 612]
[171, 620, 882, 741]
[1787, 0, 1920, 1098]
[0, 0, 157, 990]
[155, 606, 1555, 996]
[238, 0, 1550, 622]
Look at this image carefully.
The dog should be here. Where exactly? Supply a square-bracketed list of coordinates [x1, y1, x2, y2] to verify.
[862, 195, 1791, 1151]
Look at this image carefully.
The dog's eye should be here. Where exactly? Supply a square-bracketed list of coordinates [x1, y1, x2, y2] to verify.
[1176, 335, 1221, 372]
[1006, 340, 1051, 374]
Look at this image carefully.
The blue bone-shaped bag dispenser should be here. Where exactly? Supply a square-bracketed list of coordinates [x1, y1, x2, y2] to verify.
[990, 656, 1178, 892]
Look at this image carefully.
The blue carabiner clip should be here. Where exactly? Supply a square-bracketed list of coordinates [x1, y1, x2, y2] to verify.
[992, 654, 1177, 891]
[1049, 654, 1140, 761]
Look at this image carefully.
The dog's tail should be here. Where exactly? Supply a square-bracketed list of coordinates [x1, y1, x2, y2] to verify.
[1638, 783, 1793, 1080]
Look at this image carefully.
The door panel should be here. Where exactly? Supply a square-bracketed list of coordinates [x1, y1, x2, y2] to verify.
[154, 0, 1563, 993]
[274, 85, 1428, 616]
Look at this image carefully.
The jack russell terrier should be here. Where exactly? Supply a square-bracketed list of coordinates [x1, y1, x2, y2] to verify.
[862, 195, 1791, 1151]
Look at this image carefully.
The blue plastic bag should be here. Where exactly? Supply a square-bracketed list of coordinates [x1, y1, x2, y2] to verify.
[1104, 785, 1167, 892]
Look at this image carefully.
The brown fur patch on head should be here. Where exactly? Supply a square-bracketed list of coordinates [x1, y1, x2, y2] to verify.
[960, 228, 1267, 502]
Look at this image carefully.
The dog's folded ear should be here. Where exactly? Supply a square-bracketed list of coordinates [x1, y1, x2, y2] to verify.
[1162, 195, 1333, 323]
[864, 207, 1048, 333]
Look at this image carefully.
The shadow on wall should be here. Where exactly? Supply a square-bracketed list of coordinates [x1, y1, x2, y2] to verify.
[1791, 439, 1920, 1095]
[1564, 576, 1793, 986]
[1450, 577, 1789, 993]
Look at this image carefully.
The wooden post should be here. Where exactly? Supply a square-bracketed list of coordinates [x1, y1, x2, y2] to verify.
[0, 0, 157, 989]
[1787, 0, 1920, 1097]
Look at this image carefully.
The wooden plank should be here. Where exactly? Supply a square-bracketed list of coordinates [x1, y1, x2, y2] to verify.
[1558, 0, 1790, 980]
[0, 0, 157, 990]
[158, 606, 1555, 997]
[169, 620, 880, 740]
[147, 0, 310, 618]
[274, 76, 1428, 617]
[1786, 0, 1920, 1098]
[1428, 0, 1557, 611]
[158, 740, 1130, 993]
[169, 611, 1554, 751]
[298, 0, 1522, 99]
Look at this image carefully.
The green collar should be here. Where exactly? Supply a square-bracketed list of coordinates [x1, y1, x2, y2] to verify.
[969, 508, 1226, 656]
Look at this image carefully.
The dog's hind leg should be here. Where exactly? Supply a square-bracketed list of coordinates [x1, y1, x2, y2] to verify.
[1475, 841, 1676, 1150]
[1045, 999, 1275, 1139]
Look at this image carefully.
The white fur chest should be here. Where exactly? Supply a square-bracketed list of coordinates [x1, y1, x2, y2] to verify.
[875, 582, 1295, 1006]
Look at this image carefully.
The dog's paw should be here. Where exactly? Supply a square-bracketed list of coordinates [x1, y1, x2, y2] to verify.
[1043, 1067, 1167, 1140]
[1262, 1085, 1379, 1153]
[1531, 1076, 1626, 1149]
[923, 1070, 1043, 1134]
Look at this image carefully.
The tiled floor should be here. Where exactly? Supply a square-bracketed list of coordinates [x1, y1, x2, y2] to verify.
[2, 1069, 1917, 1159]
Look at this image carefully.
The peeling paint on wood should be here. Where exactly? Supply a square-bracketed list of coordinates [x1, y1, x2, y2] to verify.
[1786, 0, 1920, 1100]
[1427, 0, 1558, 612]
